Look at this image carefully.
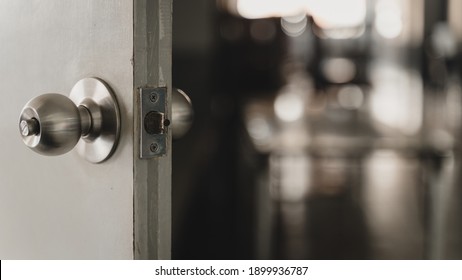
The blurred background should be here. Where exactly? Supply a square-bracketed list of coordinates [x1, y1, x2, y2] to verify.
[171, 0, 462, 259]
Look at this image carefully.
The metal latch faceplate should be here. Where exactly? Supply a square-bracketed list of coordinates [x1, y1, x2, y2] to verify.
[140, 87, 168, 158]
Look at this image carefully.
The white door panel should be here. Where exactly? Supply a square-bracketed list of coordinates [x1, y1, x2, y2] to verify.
[0, 0, 171, 259]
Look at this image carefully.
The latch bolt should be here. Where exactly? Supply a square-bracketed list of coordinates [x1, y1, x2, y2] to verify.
[140, 87, 167, 158]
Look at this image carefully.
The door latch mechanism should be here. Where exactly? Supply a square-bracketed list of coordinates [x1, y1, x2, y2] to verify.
[139, 87, 169, 158]
[139, 87, 194, 159]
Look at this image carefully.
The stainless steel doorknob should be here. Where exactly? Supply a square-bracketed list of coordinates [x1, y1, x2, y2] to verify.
[20, 93, 84, 155]
[172, 88, 193, 139]
[19, 78, 120, 163]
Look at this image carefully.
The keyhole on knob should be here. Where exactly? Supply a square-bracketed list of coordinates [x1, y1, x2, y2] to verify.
[20, 118, 40, 136]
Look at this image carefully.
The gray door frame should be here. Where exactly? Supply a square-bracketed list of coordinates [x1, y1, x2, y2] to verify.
[133, 0, 172, 259]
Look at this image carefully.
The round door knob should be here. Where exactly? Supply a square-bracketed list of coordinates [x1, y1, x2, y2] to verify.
[172, 88, 193, 139]
[19, 78, 120, 163]
[19, 93, 84, 155]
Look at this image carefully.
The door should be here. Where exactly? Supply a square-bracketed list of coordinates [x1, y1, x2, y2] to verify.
[0, 0, 172, 259]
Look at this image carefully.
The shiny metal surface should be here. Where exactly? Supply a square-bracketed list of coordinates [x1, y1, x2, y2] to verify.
[69, 78, 120, 163]
[139, 87, 167, 158]
[19, 78, 120, 163]
[20, 119, 40, 137]
[172, 88, 193, 139]
[19, 93, 81, 156]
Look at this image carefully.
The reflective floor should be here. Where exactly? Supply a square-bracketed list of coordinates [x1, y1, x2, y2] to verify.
[260, 151, 458, 259]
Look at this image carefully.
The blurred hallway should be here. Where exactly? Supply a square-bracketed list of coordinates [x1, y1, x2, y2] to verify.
[172, 0, 462, 259]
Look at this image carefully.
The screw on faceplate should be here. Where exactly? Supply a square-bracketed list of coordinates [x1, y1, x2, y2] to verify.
[150, 142, 159, 153]
[149, 92, 158, 103]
